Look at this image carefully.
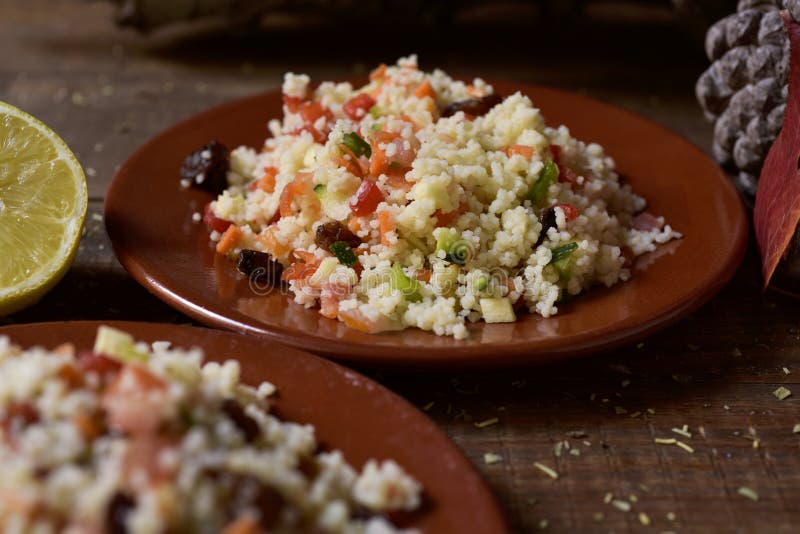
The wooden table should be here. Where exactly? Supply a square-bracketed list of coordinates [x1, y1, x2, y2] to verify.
[3, 2, 798, 532]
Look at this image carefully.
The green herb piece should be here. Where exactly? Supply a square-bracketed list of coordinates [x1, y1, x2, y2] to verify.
[390, 263, 422, 302]
[313, 184, 326, 197]
[533, 461, 559, 480]
[369, 105, 382, 118]
[329, 241, 358, 267]
[341, 132, 371, 158]
[527, 159, 559, 207]
[550, 242, 578, 263]
[774, 386, 792, 400]
[737, 486, 759, 501]
[475, 276, 488, 291]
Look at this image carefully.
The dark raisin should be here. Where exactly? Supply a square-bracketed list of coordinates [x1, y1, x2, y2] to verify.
[237, 249, 283, 285]
[441, 93, 504, 118]
[106, 492, 136, 534]
[315, 221, 361, 251]
[2, 401, 40, 434]
[180, 140, 230, 194]
[535, 207, 557, 248]
[221, 398, 260, 442]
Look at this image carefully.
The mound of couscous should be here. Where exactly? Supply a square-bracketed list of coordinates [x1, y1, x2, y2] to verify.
[0, 327, 420, 533]
[187, 55, 679, 339]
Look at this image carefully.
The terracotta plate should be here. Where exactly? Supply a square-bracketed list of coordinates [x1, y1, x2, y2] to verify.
[105, 81, 748, 367]
[0, 321, 507, 532]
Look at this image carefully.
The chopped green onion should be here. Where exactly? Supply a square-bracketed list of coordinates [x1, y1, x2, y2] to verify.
[329, 241, 358, 267]
[341, 132, 371, 158]
[475, 276, 488, 291]
[369, 105, 382, 119]
[527, 159, 559, 207]
[550, 242, 578, 264]
[390, 263, 422, 302]
[313, 184, 326, 197]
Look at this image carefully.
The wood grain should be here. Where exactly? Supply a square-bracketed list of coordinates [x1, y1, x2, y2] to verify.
[3, 2, 798, 532]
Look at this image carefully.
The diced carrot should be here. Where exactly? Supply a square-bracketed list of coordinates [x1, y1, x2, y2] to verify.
[221, 516, 260, 534]
[335, 145, 368, 178]
[369, 63, 387, 82]
[378, 211, 394, 246]
[250, 166, 278, 193]
[57, 364, 84, 389]
[556, 203, 579, 221]
[216, 225, 243, 255]
[348, 217, 362, 234]
[384, 173, 412, 192]
[74, 413, 102, 441]
[415, 269, 432, 283]
[505, 144, 536, 158]
[434, 200, 468, 227]
[414, 80, 436, 100]
[369, 143, 391, 177]
[282, 262, 318, 282]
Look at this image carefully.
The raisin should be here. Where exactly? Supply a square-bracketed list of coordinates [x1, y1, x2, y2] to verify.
[441, 93, 503, 118]
[180, 140, 230, 194]
[221, 398, 260, 442]
[237, 249, 283, 285]
[535, 207, 557, 248]
[106, 492, 136, 534]
[315, 221, 361, 251]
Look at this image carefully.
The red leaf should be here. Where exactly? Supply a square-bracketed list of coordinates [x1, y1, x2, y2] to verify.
[754, 11, 800, 288]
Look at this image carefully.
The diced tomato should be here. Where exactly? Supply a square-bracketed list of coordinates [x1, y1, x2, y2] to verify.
[378, 211, 394, 246]
[78, 351, 122, 377]
[349, 179, 385, 216]
[291, 125, 328, 144]
[415, 269, 432, 283]
[632, 212, 664, 231]
[559, 166, 579, 184]
[369, 131, 416, 177]
[102, 365, 168, 435]
[434, 200, 468, 227]
[57, 364, 84, 389]
[221, 516, 260, 534]
[279, 173, 314, 217]
[282, 95, 304, 113]
[293, 250, 318, 264]
[557, 203, 579, 222]
[549, 144, 562, 162]
[249, 166, 278, 193]
[505, 144, 536, 158]
[203, 203, 232, 233]
[282, 262, 318, 282]
[414, 80, 436, 100]
[383, 173, 412, 192]
[343, 93, 376, 121]
[620, 246, 636, 268]
[289, 101, 334, 143]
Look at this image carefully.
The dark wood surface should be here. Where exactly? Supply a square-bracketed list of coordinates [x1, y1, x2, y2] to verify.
[3, 2, 799, 532]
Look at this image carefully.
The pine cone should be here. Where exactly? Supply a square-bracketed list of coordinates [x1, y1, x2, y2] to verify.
[696, 1, 800, 196]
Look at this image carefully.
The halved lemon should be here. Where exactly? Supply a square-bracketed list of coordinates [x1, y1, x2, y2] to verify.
[0, 102, 88, 315]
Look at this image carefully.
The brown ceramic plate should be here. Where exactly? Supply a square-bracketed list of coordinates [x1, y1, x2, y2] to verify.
[106, 80, 748, 367]
[0, 320, 507, 532]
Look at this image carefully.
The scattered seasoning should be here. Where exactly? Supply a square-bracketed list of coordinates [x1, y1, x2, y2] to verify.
[511, 379, 527, 388]
[671, 427, 692, 438]
[667, 512, 676, 521]
[647, 408, 656, 415]
[688, 344, 700, 351]
[672, 374, 691, 384]
[699, 426, 707, 439]
[554, 442, 564, 457]
[675, 440, 694, 454]
[737, 486, 759, 501]
[475, 417, 499, 428]
[724, 404, 731, 410]
[527, 498, 538, 506]
[609, 364, 633, 375]
[793, 423, 800, 433]
[483, 453, 502, 465]
[639, 512, 651, 526]
[422, 401, 434, 411]
[583, 440, 592, 447]
[91, 213, 103, 222]
[602, 398, 610, 403]
[533, 462, 559, 480]
[538, 519, 549, 530]
[593, 512, 605, 522]
[569, 449, 581, 457]
[590, 393, 597, 401]
[783, 367, 791, 375]
[611, 500, 631, 512]
[636, 342, 645, 349]
[566, 430, 587, 438]
[753, 439, 760, 449]
[655, 438, 677, 445]
[773, 386, 792, 400]
[614, 406, 627, 415]
[621, 379, 631, 388]
[603, 492, 614, 504]
[732, 347, 742, 357]
[630, 411, 642, 418]
[629, 494, 638, 503]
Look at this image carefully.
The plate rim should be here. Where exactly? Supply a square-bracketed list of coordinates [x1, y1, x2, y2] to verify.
[105, 80, 749, 368]
[0, 319, 509, 532]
